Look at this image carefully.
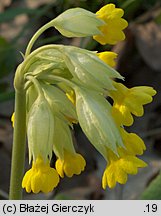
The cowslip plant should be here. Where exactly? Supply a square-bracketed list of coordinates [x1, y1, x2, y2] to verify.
[9, 3, 156, 199]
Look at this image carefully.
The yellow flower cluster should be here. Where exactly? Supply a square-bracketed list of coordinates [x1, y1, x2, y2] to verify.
[92, 5, 156, 189]
[98, 57, 156, 189]
[102, 127, 148, 189]
[97, 56, 156, 189]
[58, 57, 156, 190]
[22, 153, 86, 193]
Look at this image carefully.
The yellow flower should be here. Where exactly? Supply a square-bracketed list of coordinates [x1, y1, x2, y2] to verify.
[22, 156, 59, 193]
[93, 4, 128, 45]
[11, 112, 15, 127]
[120, 128, 146, 156]
[97, 51, 117, 67]
[110, 82, 156, 126]
[102, 149, 147, 189]
[55, 151, 86, 178]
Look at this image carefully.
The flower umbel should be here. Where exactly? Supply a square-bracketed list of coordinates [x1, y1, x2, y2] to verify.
[10, 2, 156, 198]
[93, 4, 128, 45]
[22, 156, 59, 193]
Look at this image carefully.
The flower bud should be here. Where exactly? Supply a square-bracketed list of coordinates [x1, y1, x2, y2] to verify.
[75, 87, 124, 158]
[53, 116, 75, 160]
[62, 46, 123, 92]
[52, 8, 104, 37]
[27, 95, 54, 162]
[41, 83, 77, 122]
[26, 48, 73, 80]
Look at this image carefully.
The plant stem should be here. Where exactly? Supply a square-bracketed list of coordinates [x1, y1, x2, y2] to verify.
[9, 91, 26, 200]
[25, 21, 54, 57]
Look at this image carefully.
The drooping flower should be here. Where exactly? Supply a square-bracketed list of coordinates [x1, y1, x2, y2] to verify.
[93, 4, 128, 45]
[55, 151, 86, 178]
[61, 45, 123, 93]
[22, 156, 59, 193]
[75, 87, 124, 158]
[27, 94, 54, 162]
[41, 83, 78, 124]
[97, 51, 117, 67]
[52, 116, 86, 177]
[102, 126, 147, 189]
[102, 148, 147, 189]
[110, 82, 156, 126]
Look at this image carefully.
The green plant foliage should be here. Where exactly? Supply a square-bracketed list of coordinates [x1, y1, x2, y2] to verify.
[141, 172, 161, 200]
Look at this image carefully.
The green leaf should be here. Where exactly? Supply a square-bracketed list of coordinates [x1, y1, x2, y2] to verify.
[141, 172, 161, 200]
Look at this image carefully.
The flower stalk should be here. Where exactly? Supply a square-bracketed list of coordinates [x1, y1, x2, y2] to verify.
[9, 90, 26, 199]
[25, 21, 53, 57]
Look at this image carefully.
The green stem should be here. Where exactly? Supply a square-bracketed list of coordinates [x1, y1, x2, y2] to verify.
[9, 91, 26, 200]
[25, 21, 55, 57]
